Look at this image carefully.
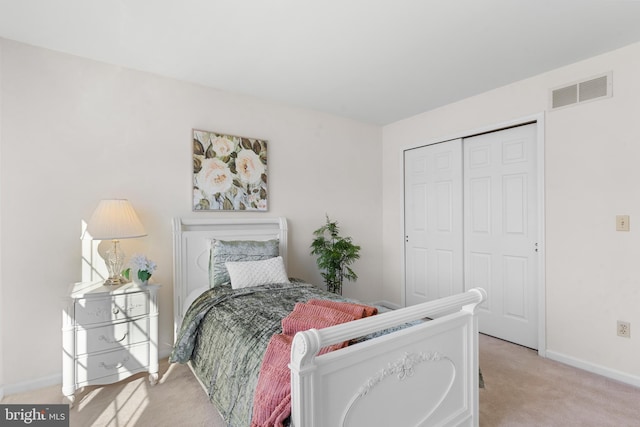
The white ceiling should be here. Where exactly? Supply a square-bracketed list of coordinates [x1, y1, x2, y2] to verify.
[1, 0, 640, 125]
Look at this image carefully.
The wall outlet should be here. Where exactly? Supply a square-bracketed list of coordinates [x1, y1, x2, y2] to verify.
[617, 320, 631, 338]
[616, 215, 630, 231]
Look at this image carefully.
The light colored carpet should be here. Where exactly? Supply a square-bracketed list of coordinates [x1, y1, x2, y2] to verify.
[1, 359, 225, 426]
[3, 335, 640, 426]
[479, 334, 640, 426]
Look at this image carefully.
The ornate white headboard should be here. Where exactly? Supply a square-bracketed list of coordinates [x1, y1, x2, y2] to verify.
[172, 217, 288, 338]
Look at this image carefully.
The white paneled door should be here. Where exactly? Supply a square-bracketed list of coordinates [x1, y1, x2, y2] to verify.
[404, 139, 463, 307]
[464, 124, 538, 349]
[404, 124, 539, 349]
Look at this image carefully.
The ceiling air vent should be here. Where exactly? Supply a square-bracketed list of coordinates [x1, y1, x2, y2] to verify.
[550, 72, 612, 110]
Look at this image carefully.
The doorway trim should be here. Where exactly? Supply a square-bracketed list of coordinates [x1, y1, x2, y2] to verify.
[401, 113, 546, 356]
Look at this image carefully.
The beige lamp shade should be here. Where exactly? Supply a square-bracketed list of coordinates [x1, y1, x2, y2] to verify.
[87, 199, 147, 240]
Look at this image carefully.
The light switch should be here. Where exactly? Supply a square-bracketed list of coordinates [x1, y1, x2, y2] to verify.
[616, 215, 630, 231]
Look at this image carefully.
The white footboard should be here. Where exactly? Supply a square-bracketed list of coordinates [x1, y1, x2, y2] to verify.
[290, 288, 486, 427]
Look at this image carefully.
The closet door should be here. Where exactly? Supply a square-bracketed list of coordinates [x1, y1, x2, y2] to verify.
[464, 124, 538, 349]
[404, 139, 463, 306]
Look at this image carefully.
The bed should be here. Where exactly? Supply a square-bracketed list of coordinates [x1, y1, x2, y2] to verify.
[171, 217, 486, 426]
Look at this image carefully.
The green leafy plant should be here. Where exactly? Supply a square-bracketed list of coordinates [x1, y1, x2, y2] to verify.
[310, 215, 361, 294]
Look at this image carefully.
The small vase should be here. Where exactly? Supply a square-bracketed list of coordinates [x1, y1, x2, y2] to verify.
[132, 269, 150, 286]
[133, 277, 149, 286]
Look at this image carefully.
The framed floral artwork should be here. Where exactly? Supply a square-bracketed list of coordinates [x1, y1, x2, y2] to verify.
[192, 129, 268, 211]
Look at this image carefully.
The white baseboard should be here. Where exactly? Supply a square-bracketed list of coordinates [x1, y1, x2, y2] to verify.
[546, 350, 640, 388]
[2, 373, 61, 397]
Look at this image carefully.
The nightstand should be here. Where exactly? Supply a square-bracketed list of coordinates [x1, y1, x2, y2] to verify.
[62, 281, 159, 407]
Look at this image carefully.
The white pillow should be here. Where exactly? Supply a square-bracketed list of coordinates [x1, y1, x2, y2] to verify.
[225, 256, 290, 289]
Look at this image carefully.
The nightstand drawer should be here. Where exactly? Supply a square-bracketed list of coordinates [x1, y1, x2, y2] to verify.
[76, 318, 149, 355]
[75, 292, 148, 325]
[77, 343, 149, 384]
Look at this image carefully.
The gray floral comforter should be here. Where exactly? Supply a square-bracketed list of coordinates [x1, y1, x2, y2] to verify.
[170, 282, 355, 426]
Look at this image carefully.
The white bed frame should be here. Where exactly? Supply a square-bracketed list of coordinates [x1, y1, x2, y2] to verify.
[173, 217, 486, 427]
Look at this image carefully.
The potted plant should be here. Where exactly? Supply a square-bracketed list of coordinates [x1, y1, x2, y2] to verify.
[310, 215, 361, 294]
[123, 254, 157, 286]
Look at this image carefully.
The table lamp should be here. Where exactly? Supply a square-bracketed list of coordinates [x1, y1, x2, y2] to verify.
[86, 199, 147, 285]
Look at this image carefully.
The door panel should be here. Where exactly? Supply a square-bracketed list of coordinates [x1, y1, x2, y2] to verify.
[464, 124, 538, 349]
[413, 248, 428, 297]
[404, 139, 463, 306]
[435, 249, 454, 297]
[503, 255, 527, 318]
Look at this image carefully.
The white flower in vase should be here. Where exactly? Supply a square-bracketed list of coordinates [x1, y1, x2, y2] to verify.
[123, 254, 157, 285]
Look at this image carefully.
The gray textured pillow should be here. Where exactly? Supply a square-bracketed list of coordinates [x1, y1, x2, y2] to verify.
[209, 239, 280, 288]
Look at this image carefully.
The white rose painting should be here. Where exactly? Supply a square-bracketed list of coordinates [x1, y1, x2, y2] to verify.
[193, 129, 268, 211]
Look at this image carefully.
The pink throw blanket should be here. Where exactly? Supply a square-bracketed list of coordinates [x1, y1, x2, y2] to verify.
[250, 300, 377, 427]
[307, 298, 378, 318]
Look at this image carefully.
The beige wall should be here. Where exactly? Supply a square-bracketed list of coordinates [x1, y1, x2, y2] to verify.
[382, 42, 640, 384]
[3, 35, 639, 392]
[0, 39, 382, 389]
